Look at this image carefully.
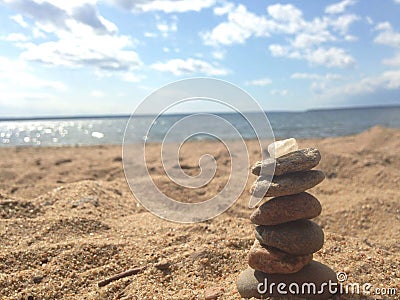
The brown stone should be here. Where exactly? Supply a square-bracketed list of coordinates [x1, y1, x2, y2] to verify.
[237, 261, 338, 299]
[255, 219, 324, 255]
[250, 192, 322, 225]
[252, 148, 321, 176]
[250, 170, 325, 198]
[248, 240, 312, 274]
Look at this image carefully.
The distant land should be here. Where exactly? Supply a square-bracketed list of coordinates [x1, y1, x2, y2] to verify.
[305, 104, 400, 112]
[0, 104, 399, 121]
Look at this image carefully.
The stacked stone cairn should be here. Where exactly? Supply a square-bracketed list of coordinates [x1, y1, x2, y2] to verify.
[237, 138, 338, 300]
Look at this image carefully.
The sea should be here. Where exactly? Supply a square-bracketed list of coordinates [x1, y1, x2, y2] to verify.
[0, 106, 399, 147]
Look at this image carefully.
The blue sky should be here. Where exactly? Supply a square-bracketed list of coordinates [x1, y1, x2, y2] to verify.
[0, 0, 400, 117]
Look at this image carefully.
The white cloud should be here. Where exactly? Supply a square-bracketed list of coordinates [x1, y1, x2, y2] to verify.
[292, 72, 342, 85]
[291, 32, 335, 49]
[357, 71, 399, 92]
[292, 72, 343, 96]
[265, 3, 357, 43]
[10, 14, 28, 28]
[266, 4, 309, 35]
[309, 70, 400, 107]
[211, 49, 225, 60]
[19, 32, 141, 71]
[291, 73, 322, 80]
[151, 58, 229, 76]
[4, 0, 116, 35]
[157, 22, 176, 35]
[374, 22, 400, 67]
[310, 81, 329, 95]
[144, 32, 157, 38]
[270, 89, 288, 96]
[202, 4, 270, 46]
[365, 16, 373, 25]
[37, 0, 98, 12]
[203, 3, 359, 68]
[267, 9, 358, 68]
[121, 0, 216, 13]
[326, 73, 343, 80]
[375, 22, 391, 31]
[269, 44, 293, 57]
[381, 70, 400, 89]
[90, 90, 105, 97]
[306, 47, 355, 68]
[0, 56, 67, 91]
[270, 45, 355, 68]
[156, 15, 177, 38]
[1, 0, 141, 76]
[2, 0, 143, 77]
[344, 34, 357, 41]
[325, 0, 357, 15]
[266, 4, 359, 38]
[267, 3, 303, 24]
[245, 78, 272, 86]
[213, 2, 234, 16]
[374, 22, 400, 48]
[383, 53, 400, 67]
[329, 14, 360, 34]
[0, 91, 59, 116]
[32, 27, 46, 38]
[394, 0, 400, 3]
[2, 33, 29, 42]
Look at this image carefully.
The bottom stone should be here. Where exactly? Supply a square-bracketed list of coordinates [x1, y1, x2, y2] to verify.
[237, 261, 338, 299]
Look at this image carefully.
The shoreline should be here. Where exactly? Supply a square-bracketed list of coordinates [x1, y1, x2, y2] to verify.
[1, 103, 399, 121]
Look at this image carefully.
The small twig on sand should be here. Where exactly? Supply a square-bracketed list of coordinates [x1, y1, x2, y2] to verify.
[98, 266, 146, 287]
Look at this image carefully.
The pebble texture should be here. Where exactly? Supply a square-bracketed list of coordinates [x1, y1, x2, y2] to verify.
[237, 262, 338, 300]
[248, 240, 313, 274]
[255, 219, 324, 255]
[252, 148, 321, 176]
[250, 170, 325, 198]
[250, 192, 322, 225]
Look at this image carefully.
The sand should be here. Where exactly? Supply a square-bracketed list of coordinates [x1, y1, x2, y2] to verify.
[0, 125, 399, 299]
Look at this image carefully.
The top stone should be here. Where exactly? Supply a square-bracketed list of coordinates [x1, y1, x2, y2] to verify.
[268, 138, 298, 158]
[252, 148, 321, 176]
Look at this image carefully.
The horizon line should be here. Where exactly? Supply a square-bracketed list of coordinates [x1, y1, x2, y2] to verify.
[0, 103, 399, 121]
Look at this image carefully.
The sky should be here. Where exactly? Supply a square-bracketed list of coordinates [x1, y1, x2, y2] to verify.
[0, 0, 400, 117]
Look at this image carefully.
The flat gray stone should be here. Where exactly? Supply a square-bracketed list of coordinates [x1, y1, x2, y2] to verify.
[255, 219, 324, 255]
[252, 148, 321, 176]
[250, 192, 322, 225]
[250, 170, 325, 198]
[248, 240, 313, 274]
[237, 261, 338, 299]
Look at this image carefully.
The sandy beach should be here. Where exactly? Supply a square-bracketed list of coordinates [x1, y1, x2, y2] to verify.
[0, 125, 399, 299]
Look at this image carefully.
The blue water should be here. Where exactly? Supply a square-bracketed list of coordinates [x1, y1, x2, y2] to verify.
[0, 106, 399, 147]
